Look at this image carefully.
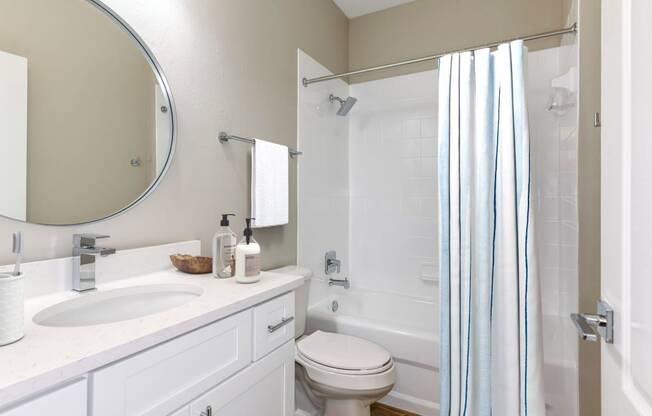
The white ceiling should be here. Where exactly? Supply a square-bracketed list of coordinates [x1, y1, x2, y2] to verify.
[332, 0, 418, 19]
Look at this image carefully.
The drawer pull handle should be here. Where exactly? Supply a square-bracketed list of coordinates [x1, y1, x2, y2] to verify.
[200, 405, 212, 416]
[267, 317, 294, 333]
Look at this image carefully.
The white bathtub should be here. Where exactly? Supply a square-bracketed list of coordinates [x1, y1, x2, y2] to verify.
[306, 289, 440, 416]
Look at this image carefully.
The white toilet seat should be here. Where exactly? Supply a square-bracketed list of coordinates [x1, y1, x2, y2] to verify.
[295, 331, 396, 391]
[296, 349, 393, 376]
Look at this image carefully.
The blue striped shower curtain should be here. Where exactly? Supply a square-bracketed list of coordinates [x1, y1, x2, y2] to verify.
[437, 40, 544, 416]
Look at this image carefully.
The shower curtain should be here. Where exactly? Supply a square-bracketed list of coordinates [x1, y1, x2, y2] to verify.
[438, 40, 544, 416]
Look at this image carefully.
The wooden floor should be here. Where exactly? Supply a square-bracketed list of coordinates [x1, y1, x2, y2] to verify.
[370, 403, 421, 416]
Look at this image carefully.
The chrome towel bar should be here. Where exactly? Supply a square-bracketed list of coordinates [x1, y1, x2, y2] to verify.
[219, 131, 302, 158]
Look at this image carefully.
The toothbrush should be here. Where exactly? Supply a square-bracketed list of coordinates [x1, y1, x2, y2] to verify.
[12, 232, 21, 277]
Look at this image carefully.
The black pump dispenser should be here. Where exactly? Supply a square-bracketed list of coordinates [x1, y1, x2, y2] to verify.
[243, 218, 255, 244]
[220, 213, 235, 226]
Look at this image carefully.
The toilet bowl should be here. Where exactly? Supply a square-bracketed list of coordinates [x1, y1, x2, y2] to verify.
[296, 330, 395, 416]
[270, 266, 396, 416]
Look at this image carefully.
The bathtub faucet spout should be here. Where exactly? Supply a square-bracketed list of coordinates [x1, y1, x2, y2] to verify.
[328, 277, 350, 289]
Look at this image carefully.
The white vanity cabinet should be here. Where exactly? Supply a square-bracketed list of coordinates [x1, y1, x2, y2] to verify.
[253, 291, 295, 361]
[188, 341, 294, 416]
[91, 310, 253, 416]
[0, 378, 87, 416]
[90, 291, 296, 416]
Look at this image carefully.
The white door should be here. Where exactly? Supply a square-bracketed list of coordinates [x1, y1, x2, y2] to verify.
[0, 50, 27, 221]
[601, 0, 652, 414]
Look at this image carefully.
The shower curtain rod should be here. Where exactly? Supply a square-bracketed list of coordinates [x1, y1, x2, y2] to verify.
[302, 23, 578, 87]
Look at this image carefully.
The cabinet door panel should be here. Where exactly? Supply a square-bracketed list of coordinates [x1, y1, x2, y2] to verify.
[92, 310, 252, 416]
[191, 340, 294, 416]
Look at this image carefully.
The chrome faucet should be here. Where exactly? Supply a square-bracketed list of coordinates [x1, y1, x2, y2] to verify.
[328, 277, 350, 289]
[72, 234, 115, 292]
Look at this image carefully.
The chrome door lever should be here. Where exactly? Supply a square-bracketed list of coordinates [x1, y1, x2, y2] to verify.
[570, 299, 614, 343]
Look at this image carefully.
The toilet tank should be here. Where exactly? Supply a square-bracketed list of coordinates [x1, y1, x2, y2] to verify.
[269, 265, 312, 338]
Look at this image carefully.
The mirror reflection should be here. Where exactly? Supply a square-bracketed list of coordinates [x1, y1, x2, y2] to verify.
[0, 0, 174, 225]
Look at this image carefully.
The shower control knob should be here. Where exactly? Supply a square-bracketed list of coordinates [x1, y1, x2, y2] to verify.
[325, 251, 341, 275]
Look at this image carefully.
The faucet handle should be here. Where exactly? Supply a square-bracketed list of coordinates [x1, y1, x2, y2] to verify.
[325, 250, 341, 275]
[73, 233, 110, 248]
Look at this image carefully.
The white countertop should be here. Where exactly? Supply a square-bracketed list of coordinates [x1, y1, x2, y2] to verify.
[0, 268, 303, 406]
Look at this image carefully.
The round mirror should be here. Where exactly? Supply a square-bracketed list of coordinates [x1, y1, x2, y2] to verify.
[0, 0, 175, 225]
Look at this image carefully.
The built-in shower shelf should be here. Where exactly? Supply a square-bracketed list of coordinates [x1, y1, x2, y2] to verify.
[420, 262, 439, 285]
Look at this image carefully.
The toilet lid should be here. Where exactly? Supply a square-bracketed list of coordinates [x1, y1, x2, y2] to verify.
[297, 331, 391, 371]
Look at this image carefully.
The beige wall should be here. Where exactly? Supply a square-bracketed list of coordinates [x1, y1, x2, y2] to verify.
[348, 0, 565, 83]
[0, 0, 157, 224]
[575, 0, 601, 415]
[0, 0, 348, 267]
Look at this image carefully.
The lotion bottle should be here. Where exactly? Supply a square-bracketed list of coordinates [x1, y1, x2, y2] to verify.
[212, 214, 236, 278]
[235, 218, 261, 283]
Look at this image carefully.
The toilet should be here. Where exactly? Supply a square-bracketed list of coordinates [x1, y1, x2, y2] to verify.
[272, 266, 396, 416]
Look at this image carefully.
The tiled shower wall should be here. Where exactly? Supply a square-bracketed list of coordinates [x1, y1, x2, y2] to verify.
[297, 50, 350, 305]
[528, 45, 580, 416]
[348, 71, 438, 301]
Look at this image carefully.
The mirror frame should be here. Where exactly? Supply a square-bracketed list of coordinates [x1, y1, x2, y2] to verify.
[1, 0, 177, 226]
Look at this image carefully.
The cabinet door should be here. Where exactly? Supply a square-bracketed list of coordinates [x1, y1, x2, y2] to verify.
[92, 310, 252, 416]
[191, 340, 294, 416]
[0, 378, 86, 416]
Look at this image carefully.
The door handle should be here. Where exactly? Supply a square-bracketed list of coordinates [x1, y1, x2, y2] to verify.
[200, 405, 212, 416]
[570, 299, 614, 343]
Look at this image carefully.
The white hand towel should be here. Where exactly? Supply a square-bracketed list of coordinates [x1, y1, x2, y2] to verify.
[251, 139, 289, 228]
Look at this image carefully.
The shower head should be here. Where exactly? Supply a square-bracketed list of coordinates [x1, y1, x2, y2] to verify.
[329, 94, 357, 116]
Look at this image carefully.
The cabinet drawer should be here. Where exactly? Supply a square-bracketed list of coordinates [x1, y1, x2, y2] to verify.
[92, 310, 252, 416]
[252, 291, 295, 361]
[170, 406, 190, 416]
[190, 340, 295, 416]
[0, 378, 87, 416]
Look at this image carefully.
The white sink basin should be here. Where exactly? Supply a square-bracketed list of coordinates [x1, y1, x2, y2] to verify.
[33, 284, 203, 327]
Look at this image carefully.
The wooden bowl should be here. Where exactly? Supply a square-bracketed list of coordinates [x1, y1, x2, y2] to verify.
[170, 254, 212, 274]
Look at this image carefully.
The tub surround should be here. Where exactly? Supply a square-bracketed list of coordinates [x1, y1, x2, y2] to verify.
[0, 240, 303, 407]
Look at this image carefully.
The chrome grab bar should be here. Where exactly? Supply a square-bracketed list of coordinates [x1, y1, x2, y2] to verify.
[268, 317, 294, 333]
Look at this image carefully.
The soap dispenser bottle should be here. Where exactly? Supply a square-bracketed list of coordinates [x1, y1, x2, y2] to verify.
[235, 218, 261, 283]
[212, 214, 237, 278]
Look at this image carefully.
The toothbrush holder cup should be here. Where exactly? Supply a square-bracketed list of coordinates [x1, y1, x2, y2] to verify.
[0, 273, 24, 346]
